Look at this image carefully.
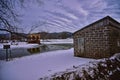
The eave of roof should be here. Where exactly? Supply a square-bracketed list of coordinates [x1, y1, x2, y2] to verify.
[73, 16, 120, 35]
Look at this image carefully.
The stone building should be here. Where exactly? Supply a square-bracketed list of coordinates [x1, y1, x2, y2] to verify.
[73, 16, 120, 58]
[28, 33, 40, 44]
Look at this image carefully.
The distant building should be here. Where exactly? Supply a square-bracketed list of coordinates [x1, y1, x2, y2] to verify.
[0, 34, 10, 43]
[27, 33, 40, 44]
[11, 34, 20, 41]
[73, 16, 120, 58]
[11, 33, 27, 42]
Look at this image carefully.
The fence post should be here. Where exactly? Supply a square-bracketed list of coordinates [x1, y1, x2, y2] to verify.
[3, 44, 10, 61]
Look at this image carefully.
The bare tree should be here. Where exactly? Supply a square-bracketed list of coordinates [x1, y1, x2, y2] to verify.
[0, 0, 45, 43]
[0, 0, 44, 33]
[0, 0, 24, 33]
[28, 21, 46, 34]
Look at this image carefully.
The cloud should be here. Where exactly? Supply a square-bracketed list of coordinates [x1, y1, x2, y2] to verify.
[18, 0, 120, 33]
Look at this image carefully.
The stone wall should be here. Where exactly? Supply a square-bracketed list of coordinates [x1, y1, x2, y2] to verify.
[73, 16, 120, 58]
[108, 25, 120, 55]
[74, 25, 111, 58]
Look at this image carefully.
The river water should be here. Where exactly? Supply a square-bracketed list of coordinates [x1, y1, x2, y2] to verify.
[0, 44, 73, 60]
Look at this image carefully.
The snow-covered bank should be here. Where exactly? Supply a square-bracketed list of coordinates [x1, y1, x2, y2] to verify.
[0, 42, 40, 49]
[42, 53, 120, 80]
[41, 39, 73, 44]
[0, 48, 94, 80]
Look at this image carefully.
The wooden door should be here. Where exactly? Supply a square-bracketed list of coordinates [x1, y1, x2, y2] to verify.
[77, 38, 84, 54]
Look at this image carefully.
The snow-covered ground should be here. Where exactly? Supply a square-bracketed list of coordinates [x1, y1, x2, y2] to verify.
[41, 39, 73, 44]
[0, 39, 93, 80]
[0, 48, 94, 80]
[43, 53, 120, 80]
[0, 42, 40, 49]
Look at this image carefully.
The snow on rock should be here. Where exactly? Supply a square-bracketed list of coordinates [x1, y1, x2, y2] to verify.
[110, 53, 120, 61]
[0, 48, 94, 80]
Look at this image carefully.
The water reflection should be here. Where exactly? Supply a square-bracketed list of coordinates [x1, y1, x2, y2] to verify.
[27, 48, 40, 53]
[27, 44, 48, 54]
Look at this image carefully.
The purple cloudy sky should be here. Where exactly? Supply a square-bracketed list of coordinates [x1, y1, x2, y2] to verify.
[18, 0, 120, 33]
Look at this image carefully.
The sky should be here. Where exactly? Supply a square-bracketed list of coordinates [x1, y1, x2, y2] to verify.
[17, 0, 120, 33]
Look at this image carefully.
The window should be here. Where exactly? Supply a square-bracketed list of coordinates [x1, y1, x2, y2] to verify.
[77, 38, 84, 53]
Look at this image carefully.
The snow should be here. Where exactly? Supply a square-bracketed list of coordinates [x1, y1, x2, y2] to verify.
[0, 42, 40, 49]
[43, 53, 120, 80]
[0, 48, 94, 80]
[110, 53, 120, 60]
[41, 39, 73, 44]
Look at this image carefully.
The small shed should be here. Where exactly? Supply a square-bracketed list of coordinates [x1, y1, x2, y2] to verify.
[73, 16, 120, 58]
[28, 33, 40, 44]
